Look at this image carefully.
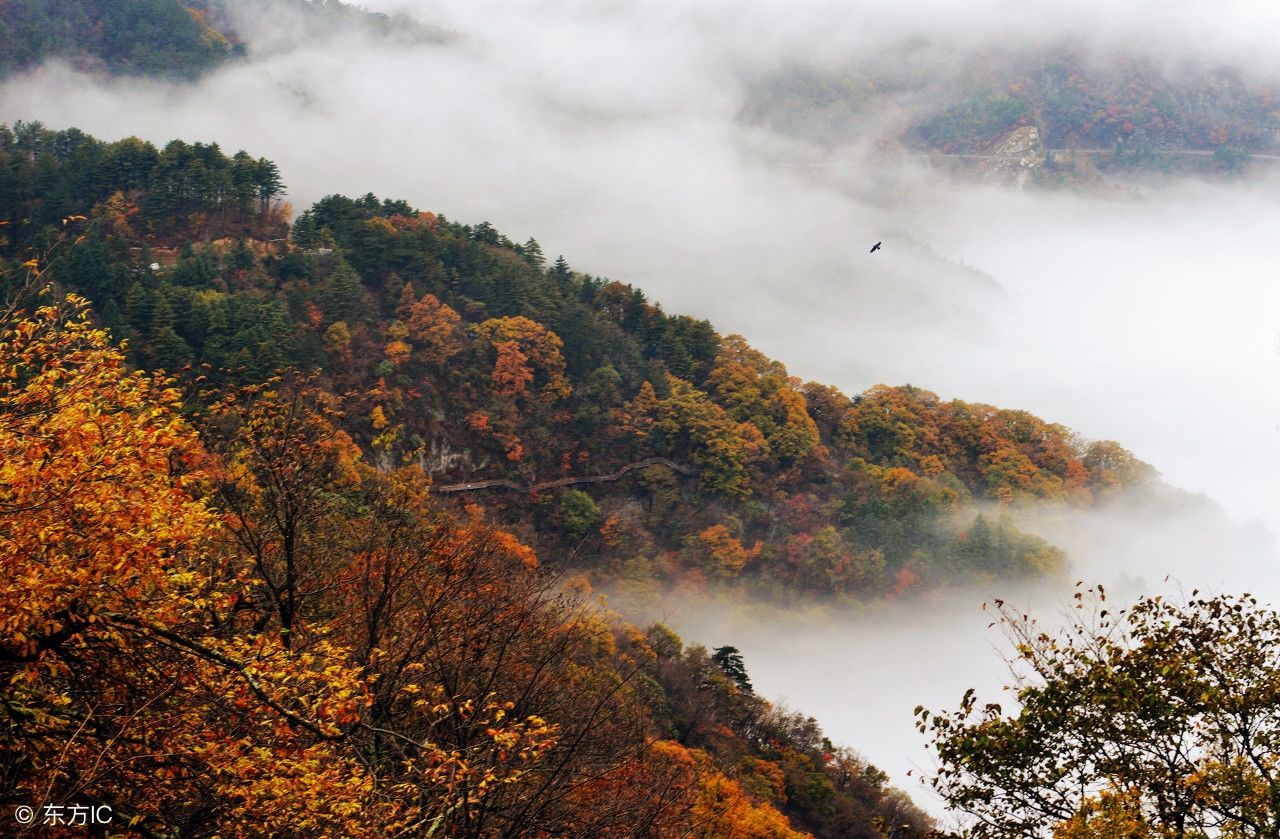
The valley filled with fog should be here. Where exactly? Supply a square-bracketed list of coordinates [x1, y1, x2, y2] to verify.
[5, 0, 1279, 819]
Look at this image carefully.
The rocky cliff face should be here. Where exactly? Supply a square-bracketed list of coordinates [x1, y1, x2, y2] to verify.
[982, 125, 1047, 188]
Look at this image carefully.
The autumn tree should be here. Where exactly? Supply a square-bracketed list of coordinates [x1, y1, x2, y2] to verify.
[473, 315, 572, 402]
[707, 335, 820, 462]
[0, 296, 381, 834]
[684, 752, 809, 838]
[0, 295, 215, 789]
[0, 298, 718, 835]
[201, 375, 709, 836]
[465, 316, 573, 465]
[917, 587, 1280, 838]
[687, 524, 761, 579]
[398, 286, 464, 366]
[203, 377, 365, 648]
[637, 374, 766, 498]
[1083, 440, 1157, 491]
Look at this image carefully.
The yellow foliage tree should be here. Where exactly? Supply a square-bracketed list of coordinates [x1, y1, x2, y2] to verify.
[1054, 788, 1163, 839]
[1, 296, 212, 667]
[707, 335, 819, 462]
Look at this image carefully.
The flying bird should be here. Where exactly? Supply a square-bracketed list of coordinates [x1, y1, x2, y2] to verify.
[869, 241, 882, 253]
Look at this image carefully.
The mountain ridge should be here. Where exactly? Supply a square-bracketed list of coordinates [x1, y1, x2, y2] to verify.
[0, 123, 1165, 607]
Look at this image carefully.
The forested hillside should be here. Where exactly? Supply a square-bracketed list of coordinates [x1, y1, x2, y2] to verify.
[0, 292, 938, 836]
[0, 105, 1013, 838]
[0, 0, 239, 79]
[0, 123, 1159, 606]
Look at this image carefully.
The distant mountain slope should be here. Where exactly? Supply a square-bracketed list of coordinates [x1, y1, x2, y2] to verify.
[0, 0, 452, 81]
[742, 46, 1280, 177]
[0, 0, 238, 79]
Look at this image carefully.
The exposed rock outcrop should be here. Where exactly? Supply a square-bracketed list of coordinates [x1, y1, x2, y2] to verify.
[982, 125, 1046, 187]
